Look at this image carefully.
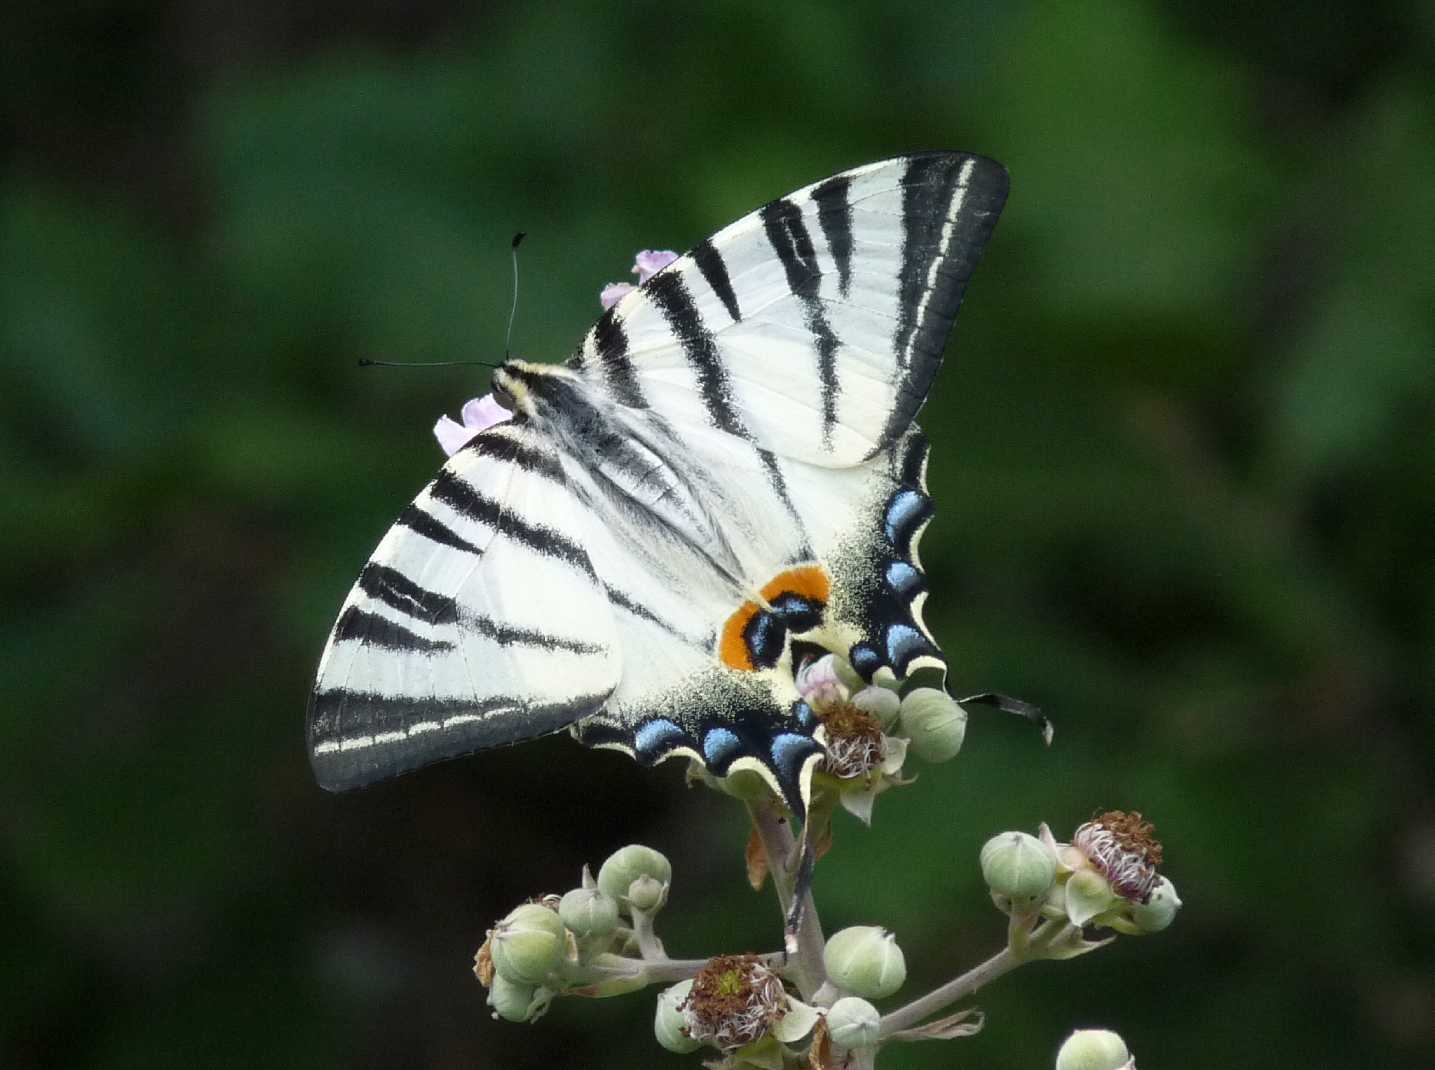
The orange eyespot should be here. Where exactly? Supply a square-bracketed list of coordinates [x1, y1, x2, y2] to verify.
[717, 566, 831, 672]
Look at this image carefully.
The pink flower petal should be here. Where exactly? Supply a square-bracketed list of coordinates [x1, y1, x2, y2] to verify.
[633, 249, 679, 283]
[600, 281, 635, 310]
[433, 415, 480, 457]
[434, 394, 512, 456]
[461, 394, 511, 431]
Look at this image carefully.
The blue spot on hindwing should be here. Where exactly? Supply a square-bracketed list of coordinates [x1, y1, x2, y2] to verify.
[770, 732, 816, 781]
[634, 718, 686, 761]
[883, 489, 930, 547]
[885, 560, 923, 595]
[885, 623, 932, 671]
[701, 727, 742, 770]
[849, 642, 883, 680]
[793, 701, 816, 729]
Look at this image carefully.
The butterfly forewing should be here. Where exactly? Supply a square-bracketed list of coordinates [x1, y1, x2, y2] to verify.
[575, 152, 1009, 467]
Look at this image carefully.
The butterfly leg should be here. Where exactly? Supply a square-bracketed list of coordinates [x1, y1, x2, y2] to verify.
[958, 691, 1052, 744]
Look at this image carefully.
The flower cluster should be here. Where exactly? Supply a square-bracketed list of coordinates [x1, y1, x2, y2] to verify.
[980, 811, 1181, 937]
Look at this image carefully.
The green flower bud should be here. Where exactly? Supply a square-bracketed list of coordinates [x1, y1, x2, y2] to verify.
[626, 873, 667, 913]
[980, 831, 1057, 904]
[489, 903, 565, 985]
[1129, 875, 1181, 933]
[487, 973, 542, 1023]
[898, 689, 967, 763]
[851, 685, 901, 729]
[1063, 868, 1118, 926]
[823, 926, 906, 999]
[1055, 1028, 1132, 1070]
[597, 844, 672, 909]
[559, 885, 619, 938]
[654, 979, 702, 1054]
[825, 996, 881, 1050]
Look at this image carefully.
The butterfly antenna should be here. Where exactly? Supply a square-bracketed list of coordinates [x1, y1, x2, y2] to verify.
[357, 358, 502, 369]
[505, 231, 526, 360]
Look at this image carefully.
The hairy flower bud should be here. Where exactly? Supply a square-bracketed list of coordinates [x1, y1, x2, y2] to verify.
[626, 873, 667, 913]
[980, 831, 1057, 905]
[851, 685, 901, 729]
[825, 996, 882, 1050]
[1055, 1029, 1134, 1070]
[489, 903, 565, 985]
[487, 973, 547, 1023]
[823, 926, 907, 999]
[1129, 876, 1181, 933]
[597, 844, 672, 911]
[655, 979, 703, 1053]
[898, 688, 967, 763]
[559, 886, 619, 938]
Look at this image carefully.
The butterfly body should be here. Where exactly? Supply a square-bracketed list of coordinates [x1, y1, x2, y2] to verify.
[309, 152, 1009, 816]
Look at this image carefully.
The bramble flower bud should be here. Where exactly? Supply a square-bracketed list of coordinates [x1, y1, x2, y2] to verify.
[1129, 876, 1181, 933]
[1055, 1028, 1134, 1070]
[898, 688, 967, 763]
[981, 831, 1057, 905]
[559, 886, 619, 938]
[597, 844, 672, 911]
[825, 996, 882, 1050]
[851, 685, 901, 729]
[626, 873, 667, 913]
[487, 972, 548, 1023]
[823, 926, 906, 999]
[655, 979, 703, 1053]
[489, 903, 565, 985]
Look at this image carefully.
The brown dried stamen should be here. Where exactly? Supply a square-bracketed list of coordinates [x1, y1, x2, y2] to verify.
[1074, 809, 1164, 904]
[681, 953, 787, 1050]
[473, 936, 495, 987]
[1095, 810, 1163, 866]
[818, 702, 885, 779]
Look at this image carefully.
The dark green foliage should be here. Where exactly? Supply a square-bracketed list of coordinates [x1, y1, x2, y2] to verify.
[3, 3, 1432, 1067]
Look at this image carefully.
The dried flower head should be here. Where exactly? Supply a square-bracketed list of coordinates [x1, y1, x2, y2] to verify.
[819, 702, 886, 780]
[1073, 810, 1164, 904]
[681, 953, 788, 1051]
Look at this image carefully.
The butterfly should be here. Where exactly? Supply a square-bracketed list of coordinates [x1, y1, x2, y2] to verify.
[308, 152, 1010, 822]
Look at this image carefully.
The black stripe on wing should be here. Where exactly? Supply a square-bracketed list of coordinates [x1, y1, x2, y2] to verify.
[429, 469, 595, 576]
[309, 688, 612, 792]
[811, 173, 854, 298]
[358, 563, 458, 624]
[878, 153, 1009, 453]
[396, 503, 483, 555]
[334, 606, 454, 652]
[760, 198, 841, 452]
[692, 238, 743, 324]
[644, 270, 746, 438]
[590, 309, 647, 408]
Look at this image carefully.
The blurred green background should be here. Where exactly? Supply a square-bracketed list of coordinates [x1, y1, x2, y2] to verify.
[4, 2, 1433, 1067]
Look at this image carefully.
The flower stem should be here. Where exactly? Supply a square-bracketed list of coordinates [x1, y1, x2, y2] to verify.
[630, 908, 665, 961]
[746, 798, 826, 1000]
[878, 946, 1019, 1036]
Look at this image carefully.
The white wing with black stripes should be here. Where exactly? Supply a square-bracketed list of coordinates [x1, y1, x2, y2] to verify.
[308, 151, 1009, 817]
[307, 422, 621, 791]
[572, 152, 1008, 466]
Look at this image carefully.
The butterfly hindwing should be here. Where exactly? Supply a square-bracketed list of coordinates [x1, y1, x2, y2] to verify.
[308, 419, 621, 791]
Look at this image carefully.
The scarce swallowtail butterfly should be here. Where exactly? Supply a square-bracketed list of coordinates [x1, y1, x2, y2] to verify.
[308, 152, 1009, 822]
